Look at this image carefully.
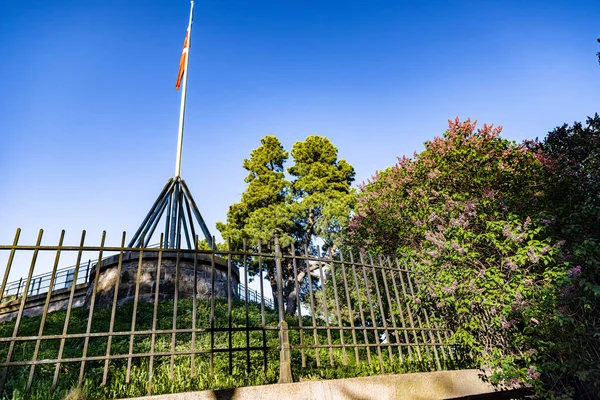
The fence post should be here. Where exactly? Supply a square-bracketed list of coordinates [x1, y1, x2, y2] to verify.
[274, 230, 293, 384]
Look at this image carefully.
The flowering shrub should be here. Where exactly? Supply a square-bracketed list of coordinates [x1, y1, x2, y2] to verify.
[530, 115, 600, 398]
[348, 118, 600, 398]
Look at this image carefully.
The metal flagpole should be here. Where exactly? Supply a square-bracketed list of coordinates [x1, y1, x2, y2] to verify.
[129, 0, 213, 249]
[174, 1, 194, 178]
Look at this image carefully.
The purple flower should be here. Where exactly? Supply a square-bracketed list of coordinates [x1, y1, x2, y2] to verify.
[505, 258, 518, 271]
[560, 285, 575, 298]
[558, 306, 569, 314]
[567, 265, 582, 279]
[414, 297, 421, 305]
[540, 246, 551, 255]
[442, 280, 459, 295]
[527, 366, 541, 380]
[527, 247, 540, 264]
[540, 216, 556, 226]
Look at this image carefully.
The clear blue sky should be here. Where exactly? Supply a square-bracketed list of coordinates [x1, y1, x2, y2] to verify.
[1, 0, 599, 259]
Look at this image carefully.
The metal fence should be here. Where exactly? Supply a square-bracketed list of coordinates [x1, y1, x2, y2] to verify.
[0, 229, 461, 397]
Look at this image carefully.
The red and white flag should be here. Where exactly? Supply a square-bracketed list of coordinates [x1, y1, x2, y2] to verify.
[176, 30, 190, 90]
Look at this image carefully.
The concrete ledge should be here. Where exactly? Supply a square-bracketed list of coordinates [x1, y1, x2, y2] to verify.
[0, 283, 89, 323]
[124, 369, 524, 400]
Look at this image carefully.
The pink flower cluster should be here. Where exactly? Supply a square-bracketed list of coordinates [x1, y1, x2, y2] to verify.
[527, 366, 541, 380]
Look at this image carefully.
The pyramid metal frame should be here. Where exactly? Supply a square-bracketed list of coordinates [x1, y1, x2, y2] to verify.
[127, 177, 213, 249]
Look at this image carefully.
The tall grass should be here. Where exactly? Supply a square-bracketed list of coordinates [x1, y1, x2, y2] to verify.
[0, 299, 471, 399]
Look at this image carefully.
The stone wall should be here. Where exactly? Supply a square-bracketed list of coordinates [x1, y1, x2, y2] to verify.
[0, 251, 239, 322]
[91, 251, 239, 307]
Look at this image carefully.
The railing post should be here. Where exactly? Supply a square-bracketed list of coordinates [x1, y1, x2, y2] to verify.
[16, 278, 23, 299]
[274, 230, 293, 384]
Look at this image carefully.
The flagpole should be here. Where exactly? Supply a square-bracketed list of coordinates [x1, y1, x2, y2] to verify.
[174, 1, 194, 179]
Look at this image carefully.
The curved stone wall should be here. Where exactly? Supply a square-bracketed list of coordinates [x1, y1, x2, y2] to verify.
[90, 251, 239, 307]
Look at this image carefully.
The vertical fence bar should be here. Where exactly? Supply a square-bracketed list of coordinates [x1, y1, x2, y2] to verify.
[378, 255, 403, 362]
[359, 252, 384, 372]
[227, 238, 233, 375]
[340, 251, 359, 363]
[274, 232, 285, 325]
[0, 229, 42, 393]
[170, 206, 184, 378]
[0, 229, 21, 304]
[15, 278, 22, 299]
[191, 235, 198, 377]
[148, 234, 164, 395]
[274, 231, 292, 383]
[85, 259, 91, 283]
[394, 258, 422, 361]
[209, 237, 216, 375]
[316, 246, 334, 366]
[52, 230, 84, 390]
[170, 250, 180, 377]
[258, 240, 267, 372]
[102, 232, 127, 386]
[304, 244, 320, 367]
[349, 251, 371, 364]
[126, 235, 145, 383]
[290, 243, 305, 367]
[26, 230, 65, 392]
[407, 260, 441, 370]
[78, 231, 107, 385]
[369, 254, 393, 363]
[441, 323, 456, 361]
[243, 239, 251, 372]
[387, 256, 413, 361]
[328, 249, 347, 365]
[424, 307, 448, 362]
[400, 260, 431, 363]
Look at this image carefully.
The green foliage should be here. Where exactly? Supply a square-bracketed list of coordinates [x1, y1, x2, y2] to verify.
[217, 135, 355, 250]
[217, 135, 355, 314]
[217, 135, 293, 247]
[348, 118, 595, 397]
[529, 114, 600, 397]
[289, 136, 356, 246]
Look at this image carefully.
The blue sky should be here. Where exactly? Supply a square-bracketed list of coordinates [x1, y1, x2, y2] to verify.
[1, 0, 599, 266]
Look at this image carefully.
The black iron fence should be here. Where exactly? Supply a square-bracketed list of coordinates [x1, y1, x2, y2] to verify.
[0, 229, 463, 398]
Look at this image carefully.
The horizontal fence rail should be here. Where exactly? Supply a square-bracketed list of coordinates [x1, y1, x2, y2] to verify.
[0, 229, 464, 398]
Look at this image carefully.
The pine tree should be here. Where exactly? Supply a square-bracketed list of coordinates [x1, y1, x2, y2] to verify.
[217, 135, 355, 313]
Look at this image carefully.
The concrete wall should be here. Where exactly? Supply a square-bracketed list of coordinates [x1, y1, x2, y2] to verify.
[0, 283, 88, 323]
[122, 369, 526, 400]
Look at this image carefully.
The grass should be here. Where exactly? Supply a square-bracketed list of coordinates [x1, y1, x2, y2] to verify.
[0, 299, 472, 399]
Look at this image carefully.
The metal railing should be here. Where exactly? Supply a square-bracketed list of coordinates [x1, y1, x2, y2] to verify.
[0, 229, 462, 398]
[1, 262, 93, 303]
